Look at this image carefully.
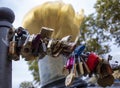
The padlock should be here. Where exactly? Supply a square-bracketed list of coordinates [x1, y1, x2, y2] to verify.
[77, 56, 84, 76]
[86, 52, 99, 73]
[15, 27, 28, 37]
[8, 27, 15, 41]
[66, 56, 74, 70]
[31, 33, 42, 56]
[81, 57, 90, 76]
[42, 42, 47, 52]
[65, 54, 76, 87]
[33, 35, 47, 58]
[62, 65, 69, 76]
[47, 35, 71, 56]
[8, 35, 20, 61]
[62, 36, 79, 56]
[96, 59, 114, 87]
[9, 35, 16, 55]
[51, 41, 63, 57]
[65, 72, 75, 87]
[98, 59, 113, 78]
[32, 34, 41, 47]
[60, 35, 71, 43]
[74, 44, 85, 56]
[23, 34, 31, 46]
[47, 39, 53, 48]
[97, 74, 114, 87]
[40, 27, 54, 39]
[62, 42, 76, 56]
[21, 35, 37, 61]
[38, 41, 47, 59]
[8, 54, 19, 61]
[17, 38, 23, 47]
[18, 33, 28, 47]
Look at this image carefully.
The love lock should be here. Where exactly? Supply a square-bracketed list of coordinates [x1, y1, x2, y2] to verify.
[62, 42, 76, 56]
[97, 74, 114, 87]
[66, 56, 74, 70]
[51, 40, 62, 57]
[50, 35, 72, 57]
[8, 27, 15, 41]
[8, 34, 19, 61]
[40, 27, 54, 39]
[21, 41, 36, 61]
[96, 59, 114, 87]
[65, 54, 76, 87]
[86, 52, 99, 73]
[74, 44, 86, 56]
[9, 35, 16, 55]
[21, 35, 37, 61]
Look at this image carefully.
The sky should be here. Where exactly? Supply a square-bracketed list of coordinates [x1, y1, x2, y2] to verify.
[0, 0, 120, 88]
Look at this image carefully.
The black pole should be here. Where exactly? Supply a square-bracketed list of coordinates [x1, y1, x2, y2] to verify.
[0, 7, 15, 88]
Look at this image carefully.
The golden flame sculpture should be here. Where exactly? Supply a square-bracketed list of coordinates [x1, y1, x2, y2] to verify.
[22, 1, 84, 41]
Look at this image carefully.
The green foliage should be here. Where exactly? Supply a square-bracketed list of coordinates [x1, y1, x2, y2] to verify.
[19, 81, 34, 88]
[27, 60, 40, 85]
[94, 0, 120, 46]
[80, 14, 111, 55]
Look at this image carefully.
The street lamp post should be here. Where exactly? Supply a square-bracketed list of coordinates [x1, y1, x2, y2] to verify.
[0, 7, 15, 88]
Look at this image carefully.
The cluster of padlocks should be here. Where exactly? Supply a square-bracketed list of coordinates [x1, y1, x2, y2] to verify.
[7, 26, 114, 87]
[64, 45, 114, 87]
[8, 26, 77, 61]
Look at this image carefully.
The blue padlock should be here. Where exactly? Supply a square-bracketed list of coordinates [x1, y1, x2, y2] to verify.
[74, 44, 85, 56]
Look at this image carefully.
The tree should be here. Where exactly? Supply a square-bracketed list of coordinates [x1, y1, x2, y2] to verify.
[80, 0, 120, 53]
[80, 14, 111, 55]
[94, 0, 120, 46]
[19, 81, 34, 88]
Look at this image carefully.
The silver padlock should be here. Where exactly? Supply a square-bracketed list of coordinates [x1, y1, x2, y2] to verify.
[8, 35, 20, 61]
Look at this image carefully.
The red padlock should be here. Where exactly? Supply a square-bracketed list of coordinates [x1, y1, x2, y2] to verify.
[86, 52, 99, 72]
[66, 56, 74, 70]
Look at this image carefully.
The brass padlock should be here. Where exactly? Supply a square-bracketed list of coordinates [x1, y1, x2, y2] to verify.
[97, 59, 113, 78]
[40, 27, 54, 39]
[8, 35, 20, 61]
[65, 55, 76, 87]
[21, 35, 37, 61]
[62, 42, 76, 56]
[96, 59, 114, 87]
[97, 74, 114, 87]
[9, 35, 16, 55]
[51, 41, 63, 57]
[77, 56, 84, 76]
[8, 27, 15, 41]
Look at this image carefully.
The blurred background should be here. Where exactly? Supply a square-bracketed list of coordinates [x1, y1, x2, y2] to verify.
[0, 0, 120, 88]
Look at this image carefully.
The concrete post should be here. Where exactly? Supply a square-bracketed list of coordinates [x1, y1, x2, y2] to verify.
[0, 7, 15, 88]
